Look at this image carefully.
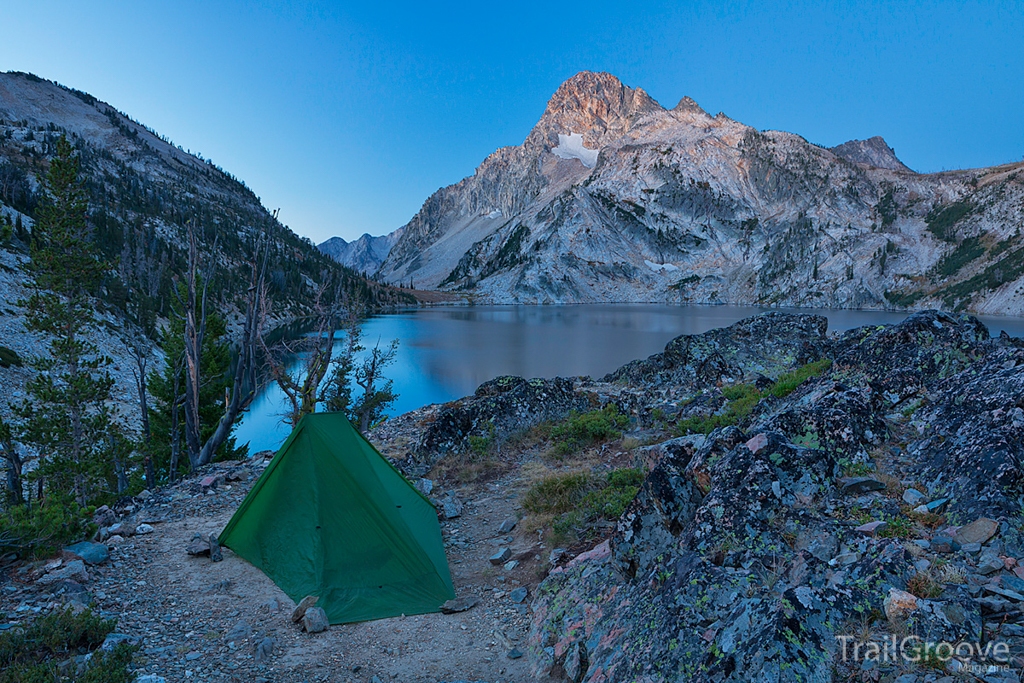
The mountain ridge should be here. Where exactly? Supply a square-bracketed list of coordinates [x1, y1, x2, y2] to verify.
[378, 71, 1024, 314]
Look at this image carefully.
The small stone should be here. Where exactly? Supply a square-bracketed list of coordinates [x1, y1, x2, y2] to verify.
[842, 477, 886, 495]
[186, 538, 210, 556]
[136, 489, 153, 500]
[855, 521, 887, 537]
[261, 599, 280, 613]
[923, 498, 949, 513]
[912, 539, 930, 550]
[291, 595, 319, 622]
[914, 559, 931, 572]
[106, 535, 124, 546]
[745, 433, 768, 454]
[225, 619, 251, 642]
[954, 517, 998, 546]
[209, 534, 222, 562]
[507, 648, 524, 659]
[884, 588, 918, 621]
[930, 536, 959, 553]
[185, 651, 202, 661]
[63, 542, 109, 565]
[200, 475, 217, 488]
[503, 560, 519, 571]
[959, 542, 982, 554]
[100, 633, 141, 651]
[302, 606, 329, 633]
[442, 496, 463, 519]
[36, 560, 88, 585]
[509, 587, 528, 603]
[254, 636, 275, 662]
[136, 676, 167, 683]
[489, 547, 512, 565]
[440, 596, 478, 613]
[832, 552, 859, 566]
[498, 518, 517, 534]
[135, 524, 154, 535]
[902, 488, 927, 506]
[978, 552, 1005, 575]
[415, 478, 434, 495]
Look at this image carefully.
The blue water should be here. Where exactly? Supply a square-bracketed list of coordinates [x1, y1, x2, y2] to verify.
[232, 304, 1024, 454]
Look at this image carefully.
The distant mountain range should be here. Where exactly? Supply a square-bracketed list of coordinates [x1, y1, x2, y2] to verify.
[346, 71, 1024, 314]
[318, 229, 404, 275]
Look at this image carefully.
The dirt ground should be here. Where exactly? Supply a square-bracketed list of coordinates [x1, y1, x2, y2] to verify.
[88, 458, 541, 683]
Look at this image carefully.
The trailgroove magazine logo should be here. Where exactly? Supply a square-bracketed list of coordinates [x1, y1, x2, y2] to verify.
[836, 635, 1011, 671]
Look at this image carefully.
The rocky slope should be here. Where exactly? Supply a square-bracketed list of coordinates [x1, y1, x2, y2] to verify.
[318, 228, 404, 274]
[367, 310, 1024, 682]
[379, 71, 1024, 314]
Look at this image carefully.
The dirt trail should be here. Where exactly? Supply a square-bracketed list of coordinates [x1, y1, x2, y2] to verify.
[97, 459, 539, 683]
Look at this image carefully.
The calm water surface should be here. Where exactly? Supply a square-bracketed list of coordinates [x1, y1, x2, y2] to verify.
[233, 304, 1024, 453]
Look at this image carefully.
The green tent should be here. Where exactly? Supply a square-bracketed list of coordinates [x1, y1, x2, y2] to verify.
[220, 412, 455, 624]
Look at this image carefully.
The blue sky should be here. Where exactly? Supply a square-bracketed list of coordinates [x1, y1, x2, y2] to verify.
[2, 1, 1021, 243]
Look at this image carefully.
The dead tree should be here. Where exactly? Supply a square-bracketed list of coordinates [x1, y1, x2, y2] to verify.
[262, 280, 347, 427]
[124, 327, 155, 489]
[0, 416, 23, 506]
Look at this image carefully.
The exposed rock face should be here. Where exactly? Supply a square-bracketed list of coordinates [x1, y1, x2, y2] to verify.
[523, 310, 1024, 682]
[318, 228, 404, 273]
[379, 71, 1024, 313]
[831, 136, 914, 172]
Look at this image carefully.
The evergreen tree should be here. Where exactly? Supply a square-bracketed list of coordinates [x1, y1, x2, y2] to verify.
[14, 136, 119, 505]
[148, 293, 245, 481]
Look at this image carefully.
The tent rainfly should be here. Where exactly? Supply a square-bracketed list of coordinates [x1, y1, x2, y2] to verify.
[219, 412, 455, 624]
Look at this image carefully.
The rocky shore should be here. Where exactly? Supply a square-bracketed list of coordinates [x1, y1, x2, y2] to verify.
[5, 309, 1024, 682]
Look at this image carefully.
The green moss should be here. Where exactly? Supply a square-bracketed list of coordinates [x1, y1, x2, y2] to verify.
[525, 468, 643, 541]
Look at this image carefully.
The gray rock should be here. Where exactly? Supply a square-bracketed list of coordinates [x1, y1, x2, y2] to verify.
[135, 523, 155, 535]
[440, 595, 479, 613]
[36, 560, 88, 585]
[442, 495, 464, 519]
[64, 541, 109, 565]
[135, 676, 167, 683]
[209, 534, 222, 562]
[101, 633, 141, 651]
[489, 547, 512, 565]
[507, 648, 524, 659]
[503, 560, 519, 571]
[510, 587, 528, 603]
[931, 536, 959, 553]
[564, 642, 589, 683]
[254, 636, 275, 662]
[841, 476, 886, 494]
[225, 619, 251, 642]
[959, 542, 982, 554]
[977, 552, 1005, 575]
[291, 595, 319, 622]
[302, 606, 329, 633]
[855, 521, 887, 537]
[954, 517, 999, 545]
[902, 488, 927, 506]
[415, 478, 434, 495]
[498, 517, 517, 534]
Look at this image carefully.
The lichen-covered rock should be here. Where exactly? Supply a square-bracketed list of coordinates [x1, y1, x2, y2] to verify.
[417, 375, 591, 461]
[529, 310, 1009, 682]
[606, 312, 830, 389]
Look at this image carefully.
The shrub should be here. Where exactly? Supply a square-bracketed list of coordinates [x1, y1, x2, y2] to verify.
[906, 572, 943, 599]
[0, 346, 23, 369]
[675, 359, 832, 435]
[550, 405, 629, 454]
[524, 468, 643, 542]
[0, 497, 94, 558]
[0, 608, 136, 683]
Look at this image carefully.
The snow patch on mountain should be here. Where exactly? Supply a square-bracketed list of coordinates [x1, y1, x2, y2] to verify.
[552, 132, 599, 168]
[645, 260, 680, 273]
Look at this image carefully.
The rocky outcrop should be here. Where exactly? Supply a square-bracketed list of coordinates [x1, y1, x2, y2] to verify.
[528, 311, 1024, 682]
[831, 136, 914, 172]
[379, 71, 1024, 313]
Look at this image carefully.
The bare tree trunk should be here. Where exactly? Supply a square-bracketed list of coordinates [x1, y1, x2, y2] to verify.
[126, 332, 154, 489]
[169, 361, 183, 483]
[0, 417, 23, 506]
[195, 234, 268, 466]
[178, 220, 213, 472]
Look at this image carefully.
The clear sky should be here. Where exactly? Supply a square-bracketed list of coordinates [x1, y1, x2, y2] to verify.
[2, 1, 1021, 243]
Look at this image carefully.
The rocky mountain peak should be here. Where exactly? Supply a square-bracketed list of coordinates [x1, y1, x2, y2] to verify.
[529, 71, 664, 149]
[830, 135, 914, 173]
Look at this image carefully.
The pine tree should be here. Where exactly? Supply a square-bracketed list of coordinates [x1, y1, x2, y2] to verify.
[14, 136, 118, 505]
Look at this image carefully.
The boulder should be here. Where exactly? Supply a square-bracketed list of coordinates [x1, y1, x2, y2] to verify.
[883, 588, 919, 622]
[302, 607, 329, 633]
[954, 517, 998, 546]
[37, 560, 88, 585]
[63, 541, 109, 565]
[498, 518, 517, 534]
[489, 548, 511, 565]
[291, 595, 319, 622]
[902, 488, 927, 506]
